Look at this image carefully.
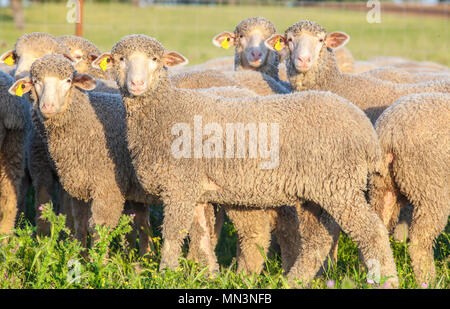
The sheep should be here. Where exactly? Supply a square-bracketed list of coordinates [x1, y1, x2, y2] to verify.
[92, 34, 399, 286]
[8, 54, 162, 254]
[367, 56, 449, 72]
[57, 35, 152, 252]
[57, 35, 119, 94]
[360, 66, 450, 84]
[0, 32, 74, 234]
[265, 20, 450, 124]
[168, 56, 234, 74]
[169, 17, 294, 97]
[0, 62, 16, 76]
[368, 92, 449, 285]
[0, 71, 27, 236]
[212, 17, 356, 80]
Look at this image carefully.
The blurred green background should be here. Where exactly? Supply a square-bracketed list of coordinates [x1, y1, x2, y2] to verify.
[0, 1, 448, 66]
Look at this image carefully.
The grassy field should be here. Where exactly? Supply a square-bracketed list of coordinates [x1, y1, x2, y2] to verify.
[0, 3, 448, 289]
[0, 2, 449, 66]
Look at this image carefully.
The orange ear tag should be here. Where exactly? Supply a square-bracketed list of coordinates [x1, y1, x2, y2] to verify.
[221, 37, 230, 50]
[274, 38, 282, 51]
[15, 83, 24, 97]
[99, 57, 109, 71]
[4, 54, 14, 66]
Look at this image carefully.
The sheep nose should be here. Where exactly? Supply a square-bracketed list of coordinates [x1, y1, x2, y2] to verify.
[250, 50, 262, 59]
[298, 56, 310, 64]
[130, 80, 144, 87]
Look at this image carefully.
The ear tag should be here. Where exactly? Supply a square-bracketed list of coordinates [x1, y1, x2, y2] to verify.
[99, 57, 109, 71]
[274, 38, 282, 51]
[15, 83, 24, 97]
[4, 54, 14, 66]
[221, 37, 230, 50]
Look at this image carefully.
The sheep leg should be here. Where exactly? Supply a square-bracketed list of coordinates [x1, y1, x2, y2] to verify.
[225, 206, 271, 274]
[88, 188, 125, 242]
[123, 201, 138, 250]
[60, 189, 75, 233]
[393, 203, 413, 242]
[273, 205, 301, 273]
[159, 198, 198, 272]
[34, 178, 55, 235]
[286, 201, 340, 281]
[289, 191, 398, 287]
[70, 197, 89, 248]
[17, 168, 31, 219]
[190, 203, 219, 272]
[408, 201, 447, 286]
[126, 202, 153, 256]
[187, 202, 219, 267]
[0, 173, 19, 235]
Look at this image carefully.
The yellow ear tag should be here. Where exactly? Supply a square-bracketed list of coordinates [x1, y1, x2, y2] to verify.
[274, 38, 282, 51]
[4, 54, 14, 66]
[15, 83, 24, 97]
[221, 37, 230, 50]
[99, 57, 109, 72]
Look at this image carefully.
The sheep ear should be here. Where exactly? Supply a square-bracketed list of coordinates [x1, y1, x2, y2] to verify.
[88, 53, 99, 63]
[162, 51, 188, 67]
[1, 49, 17, 66]
[264, 34, 286, 52]
[8, 77, 33, 97]
[325, 32, 350, 49]
[92, 53, 113, 71]
[73, 73, 97, 91]
[212, 31, 235, 49]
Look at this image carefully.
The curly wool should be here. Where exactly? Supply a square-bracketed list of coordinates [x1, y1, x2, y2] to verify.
[15, 32, 69, 58]
[0, 71, 27, 234]
[369, 92, 450, 285]
[285, 20, 450, 123]
[58, 35, 112, 80]
[30, 55, 154, 225]
[111, 35, 398, 286]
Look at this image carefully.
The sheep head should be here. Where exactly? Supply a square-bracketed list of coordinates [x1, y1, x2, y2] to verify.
[9, 54, 96, 119]
[265, 20, 349, 73]
[212, 17, 277, 70]
[92, 34, 187, 97]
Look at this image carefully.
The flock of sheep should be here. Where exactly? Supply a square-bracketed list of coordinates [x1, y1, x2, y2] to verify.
[0, 16, 448, 288]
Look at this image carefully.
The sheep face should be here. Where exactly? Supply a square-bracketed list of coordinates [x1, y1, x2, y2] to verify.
[265, 21, 349, 73]
[212, 17, 276, 70]
[58, 35, 103, 76]
[8, 55, 96, 118]
[0, 32, 72, 80]
[92, 35, 187, 97]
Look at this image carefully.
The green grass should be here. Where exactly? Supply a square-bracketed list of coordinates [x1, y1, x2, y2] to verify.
[1, 203, 448, 289]
[0, 2, 448, 289]
[0, 2, 448, 65]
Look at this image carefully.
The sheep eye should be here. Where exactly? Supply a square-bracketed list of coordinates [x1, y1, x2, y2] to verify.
[319, 39, 324, 42]
[239, 35, 243, 39]
[153, 57, 157, 61]
[288, 38, 292, 42]
[119, 57, 124, 61]
[66, 79, 71, 83]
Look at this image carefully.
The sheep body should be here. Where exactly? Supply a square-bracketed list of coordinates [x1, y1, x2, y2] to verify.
[0, 71, 27, 235]
[107, 35, 398, 286]
[4, 32, 73, 233]
[369, 92, 449, 285]
[23, 55, 156, 248]
[360, 66, 450, 84]
[282, 21, 450, 123]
